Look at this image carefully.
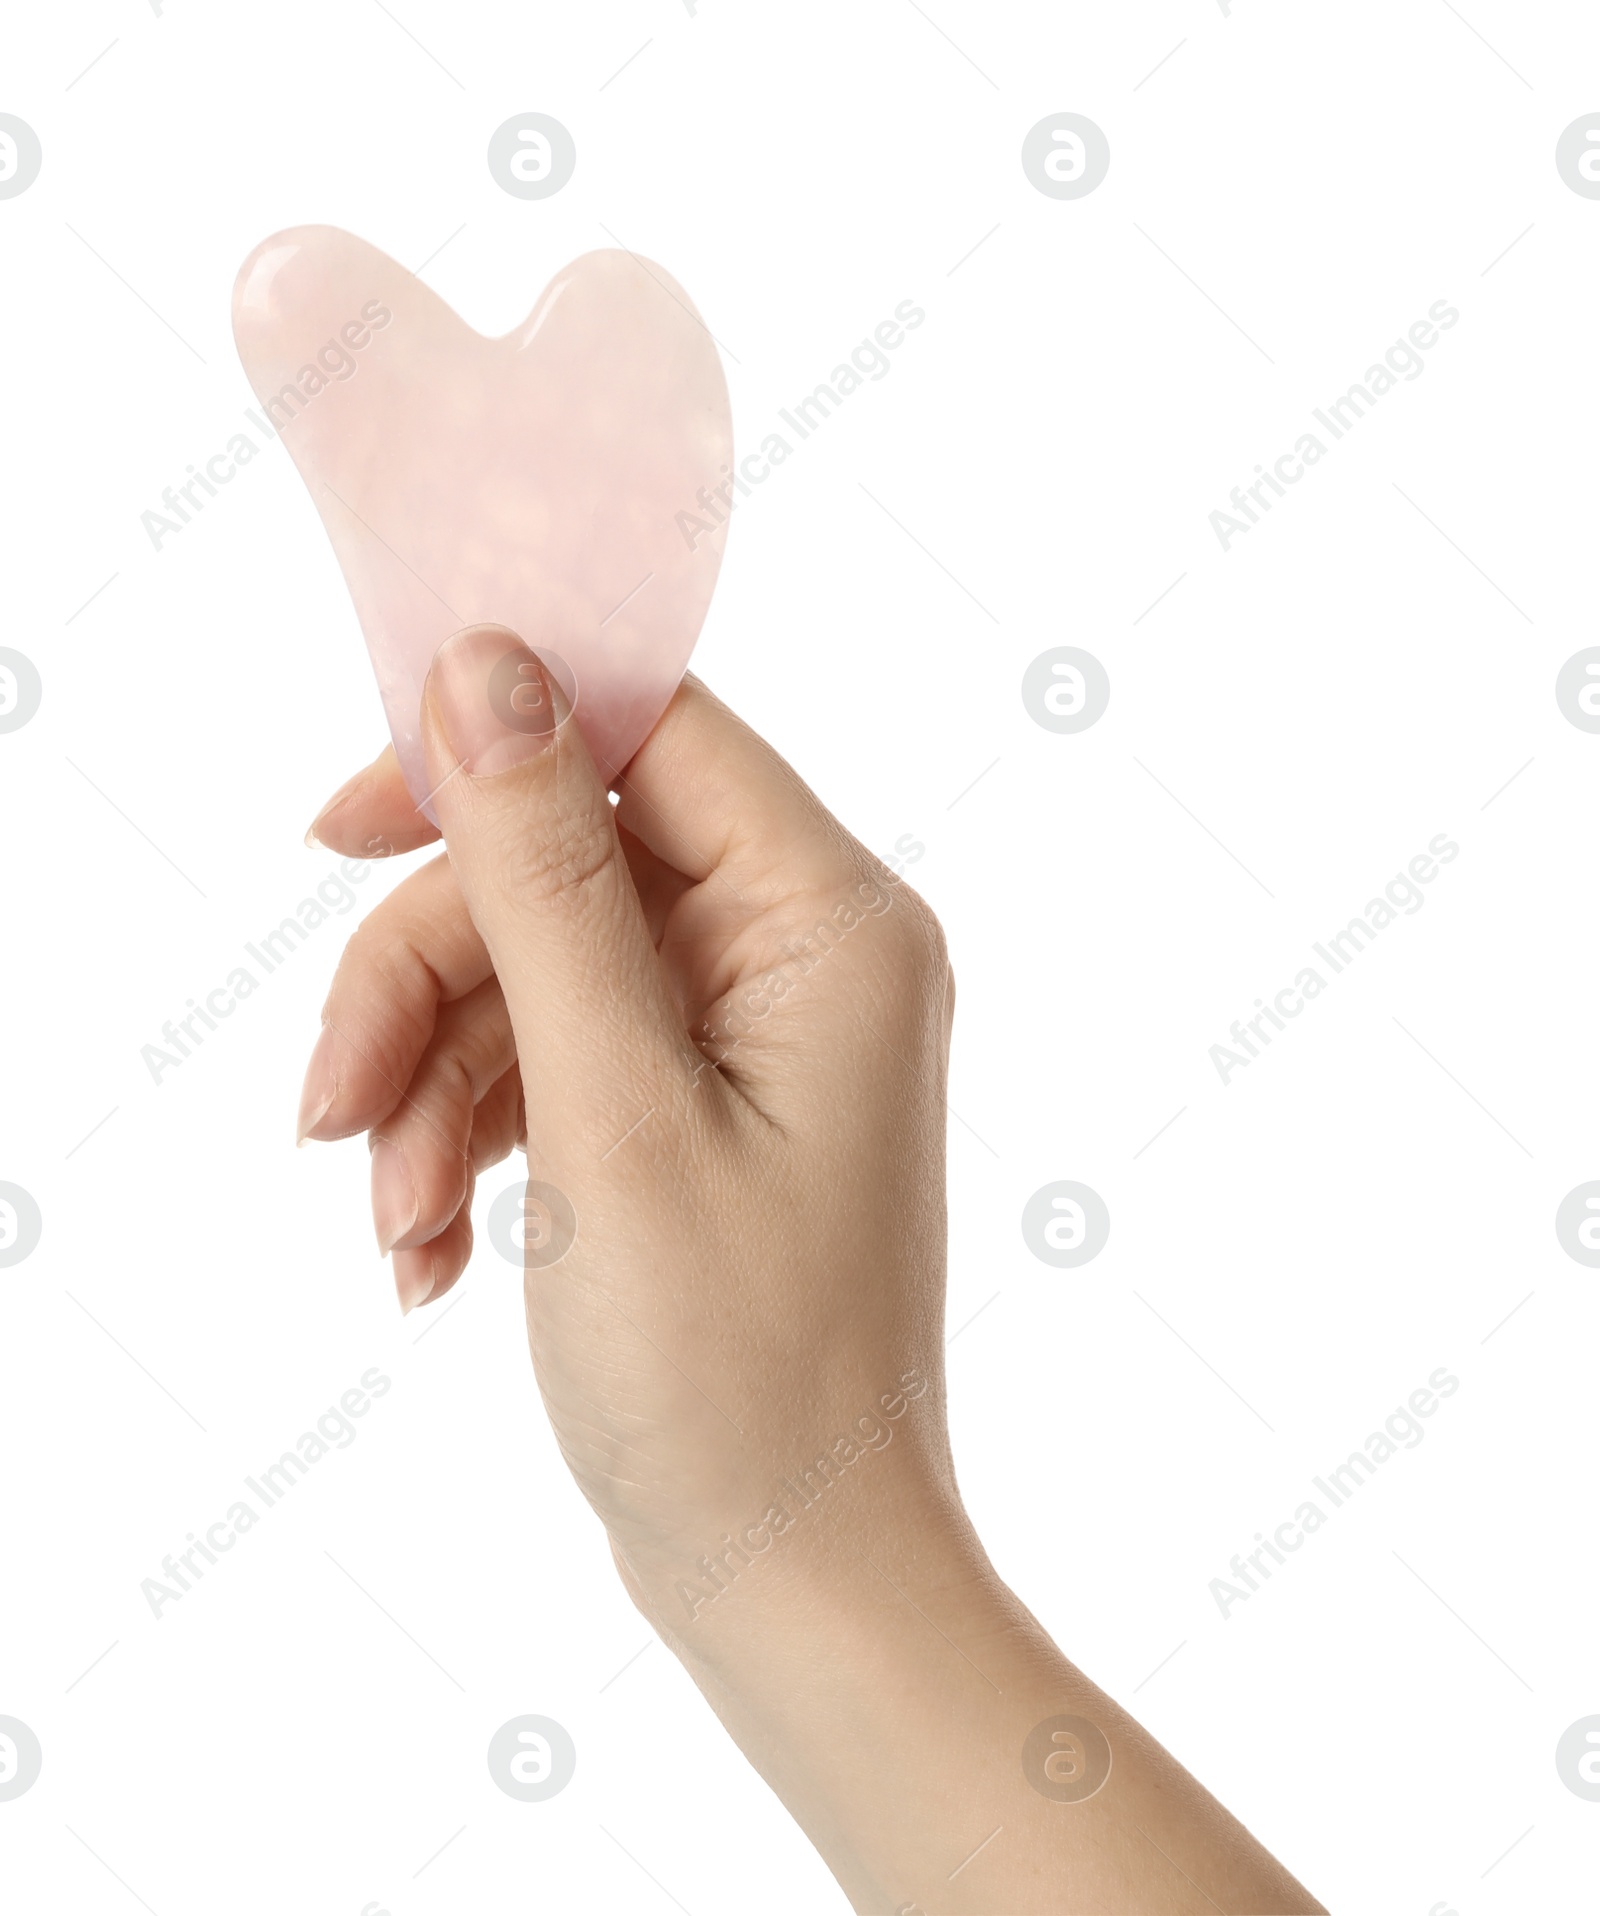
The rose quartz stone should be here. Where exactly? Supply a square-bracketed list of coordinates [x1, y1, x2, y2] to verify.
[231, 225, 732, 812]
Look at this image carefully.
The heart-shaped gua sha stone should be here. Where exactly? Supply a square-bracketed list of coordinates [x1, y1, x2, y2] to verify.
[231, 225, 732, 813]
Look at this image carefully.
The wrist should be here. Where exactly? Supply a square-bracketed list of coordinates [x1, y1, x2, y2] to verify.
[609, 1467, 1324, 1914]
[618, 1433, 984, 1667]
[654, 1481, 1000, 1670]
[607, 1354, 967, 1651]
[638, 1498, 1070, 1912]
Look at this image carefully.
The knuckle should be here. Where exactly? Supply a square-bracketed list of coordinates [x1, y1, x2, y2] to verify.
[404, 1139, 471, 1235]
[332, 910, 419, 1002]
[426, 1048, 480, 1133]
[882, 879, 947, 973]
[872, 884, 952, 1027]
[322, 938, 439, 1094]
[355, 949, 439, 1047]
[499, 805, 621, 914]
[470, 1100, 521, 1172]
[436, 995, 514, 1096]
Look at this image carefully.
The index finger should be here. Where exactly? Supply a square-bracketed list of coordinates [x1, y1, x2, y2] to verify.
[307, 742, 442, 857]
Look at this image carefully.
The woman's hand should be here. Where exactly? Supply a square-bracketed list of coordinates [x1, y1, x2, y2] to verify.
[300, 626, 956, 1585]
[300, 625, 1323, 1915]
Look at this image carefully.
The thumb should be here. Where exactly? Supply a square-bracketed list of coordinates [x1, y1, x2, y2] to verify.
[420, 624, 693, 1160]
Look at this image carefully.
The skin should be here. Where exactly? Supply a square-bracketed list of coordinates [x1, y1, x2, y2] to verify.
[300, 625, 1325, 1915]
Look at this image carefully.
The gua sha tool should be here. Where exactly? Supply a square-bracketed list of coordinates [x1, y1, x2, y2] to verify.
[231, 225, 733, 811]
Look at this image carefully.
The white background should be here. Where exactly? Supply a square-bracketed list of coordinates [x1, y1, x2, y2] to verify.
[2, 2, 1597, 1911]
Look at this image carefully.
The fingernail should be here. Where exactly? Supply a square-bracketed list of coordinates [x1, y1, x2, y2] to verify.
[305, 769, 368, 848]
[297, 1025, 339, 1144]
[430, 625, 565, 777]
[371, 1137, 419, 1254]
[393, 1246, 437, 1315]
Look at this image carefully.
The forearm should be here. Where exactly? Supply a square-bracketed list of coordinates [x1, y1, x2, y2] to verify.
[635, 1493, 1324, 1915]
[304, 631, 1324, 1906]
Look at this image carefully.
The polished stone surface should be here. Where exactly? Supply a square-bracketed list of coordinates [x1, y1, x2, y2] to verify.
[233, 225, 733, 810]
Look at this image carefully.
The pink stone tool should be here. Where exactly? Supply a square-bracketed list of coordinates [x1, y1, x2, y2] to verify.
[231, 225, 733, 813]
